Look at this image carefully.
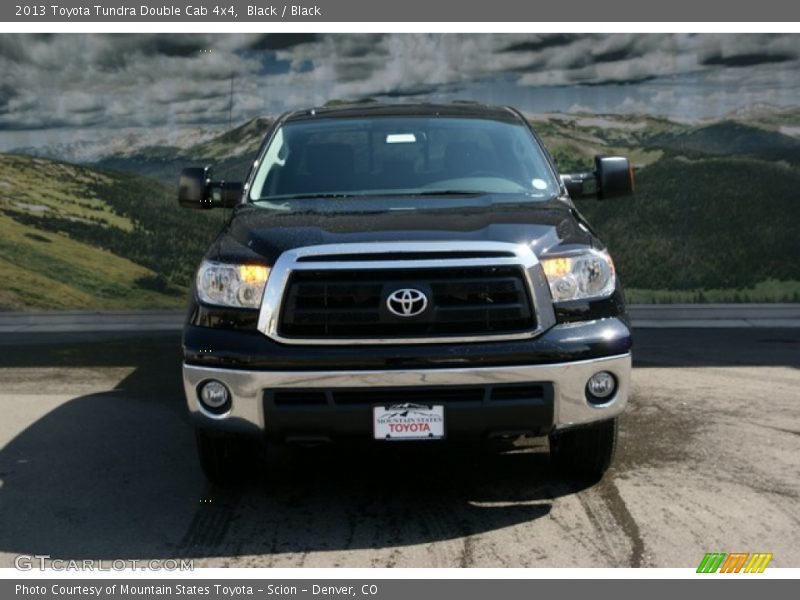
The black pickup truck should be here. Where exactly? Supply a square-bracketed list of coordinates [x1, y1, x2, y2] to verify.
[177, 102, 634, 485]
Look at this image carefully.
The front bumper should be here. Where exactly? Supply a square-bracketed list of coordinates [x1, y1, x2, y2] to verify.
[182, 352, 631, 441]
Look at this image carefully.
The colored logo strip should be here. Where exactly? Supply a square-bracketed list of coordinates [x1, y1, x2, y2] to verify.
[697, 552, 773, 573]
[697, 553, 726, 573]
[744, 553, 773, 573]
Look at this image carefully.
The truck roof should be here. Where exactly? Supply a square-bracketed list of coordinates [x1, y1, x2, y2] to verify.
[283, 102, 522, 123]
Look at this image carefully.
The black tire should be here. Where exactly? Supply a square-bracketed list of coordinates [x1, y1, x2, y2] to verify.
[549, 418, 618, 482]
[195, 429, 259, 486]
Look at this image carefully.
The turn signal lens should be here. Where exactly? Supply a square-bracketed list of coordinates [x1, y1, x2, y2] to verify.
[541, 257, 572, 279]
[239, 264, 269, 285]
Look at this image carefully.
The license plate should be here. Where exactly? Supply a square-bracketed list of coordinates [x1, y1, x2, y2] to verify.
[373, 403, 445, 440]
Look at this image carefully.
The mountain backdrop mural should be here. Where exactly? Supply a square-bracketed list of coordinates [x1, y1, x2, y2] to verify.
[1, 33, 799, 309]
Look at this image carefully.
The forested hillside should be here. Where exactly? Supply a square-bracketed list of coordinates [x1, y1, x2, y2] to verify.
[0, 154, 225, 309]
[4, 109, 799, 309]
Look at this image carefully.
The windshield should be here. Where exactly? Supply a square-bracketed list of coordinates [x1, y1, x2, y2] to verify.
[248, 116, 559, 204]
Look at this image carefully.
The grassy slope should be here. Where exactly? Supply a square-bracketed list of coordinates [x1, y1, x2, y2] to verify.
[0, 212, 184, 310]
[625, 279, 800, 304]
[0, 154, 224, 310]
[646, 121, 800, 164]
[0, 155, 132, 230]
[532, 113, 671, 172]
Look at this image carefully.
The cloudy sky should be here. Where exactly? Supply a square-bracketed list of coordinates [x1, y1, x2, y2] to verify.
[1, 33, 799, 151]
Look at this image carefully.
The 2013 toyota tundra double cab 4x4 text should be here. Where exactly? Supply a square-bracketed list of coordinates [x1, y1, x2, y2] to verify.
[177, 102, 635, 485]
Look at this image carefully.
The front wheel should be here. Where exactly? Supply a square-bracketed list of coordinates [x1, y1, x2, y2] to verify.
[195, 429, 260, 486]
[549, 418, 618, 482]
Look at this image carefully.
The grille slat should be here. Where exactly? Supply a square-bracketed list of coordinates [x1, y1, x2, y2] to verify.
[296, 251, 516, 262]
[287, 308, 381, 324]
[279, 264, 535, 339]
[293, 283, 383, 298]
[269, 383, 548, 407]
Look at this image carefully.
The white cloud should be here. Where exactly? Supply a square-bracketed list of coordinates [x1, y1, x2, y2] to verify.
[0, 33, 798, 150]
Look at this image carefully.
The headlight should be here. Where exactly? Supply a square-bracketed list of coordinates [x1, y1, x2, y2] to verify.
[196, 260, 270, 309]
[541, 249, 615, 302]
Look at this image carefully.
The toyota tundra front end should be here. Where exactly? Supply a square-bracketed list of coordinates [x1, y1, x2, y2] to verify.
[177, 103, 635, 485]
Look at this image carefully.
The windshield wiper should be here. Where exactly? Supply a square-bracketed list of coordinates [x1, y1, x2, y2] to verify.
[405, 190, 487, 196]
[255, 190, 493, 203]
[257, 192, 364, 201]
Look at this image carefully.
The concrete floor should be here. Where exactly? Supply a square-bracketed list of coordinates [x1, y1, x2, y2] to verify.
[0, 328, 797, 567]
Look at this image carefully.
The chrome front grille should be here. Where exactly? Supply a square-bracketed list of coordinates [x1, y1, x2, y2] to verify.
[256, 241, 555, 345]
[280, 265, 534, 338]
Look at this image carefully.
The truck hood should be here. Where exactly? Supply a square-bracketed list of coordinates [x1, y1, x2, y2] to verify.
[209, 199, 599, 264]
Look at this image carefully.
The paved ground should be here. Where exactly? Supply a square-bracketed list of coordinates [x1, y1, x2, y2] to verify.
[0, 328, 798, 568]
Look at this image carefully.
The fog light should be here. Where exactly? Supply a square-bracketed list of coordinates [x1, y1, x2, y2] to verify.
[198, 380, 231, 414]
[586, 371, 617, 404]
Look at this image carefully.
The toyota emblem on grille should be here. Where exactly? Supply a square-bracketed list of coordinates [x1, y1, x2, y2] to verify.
[386, 288, 428, 317]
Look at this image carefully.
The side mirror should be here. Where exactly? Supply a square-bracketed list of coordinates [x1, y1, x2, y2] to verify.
[595, 155, 634, 200]
[561, 155, 634, 201]
[178, 166, 243, 209]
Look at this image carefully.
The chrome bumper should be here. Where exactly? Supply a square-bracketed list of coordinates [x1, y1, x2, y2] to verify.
[182, 353, 631, 434]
